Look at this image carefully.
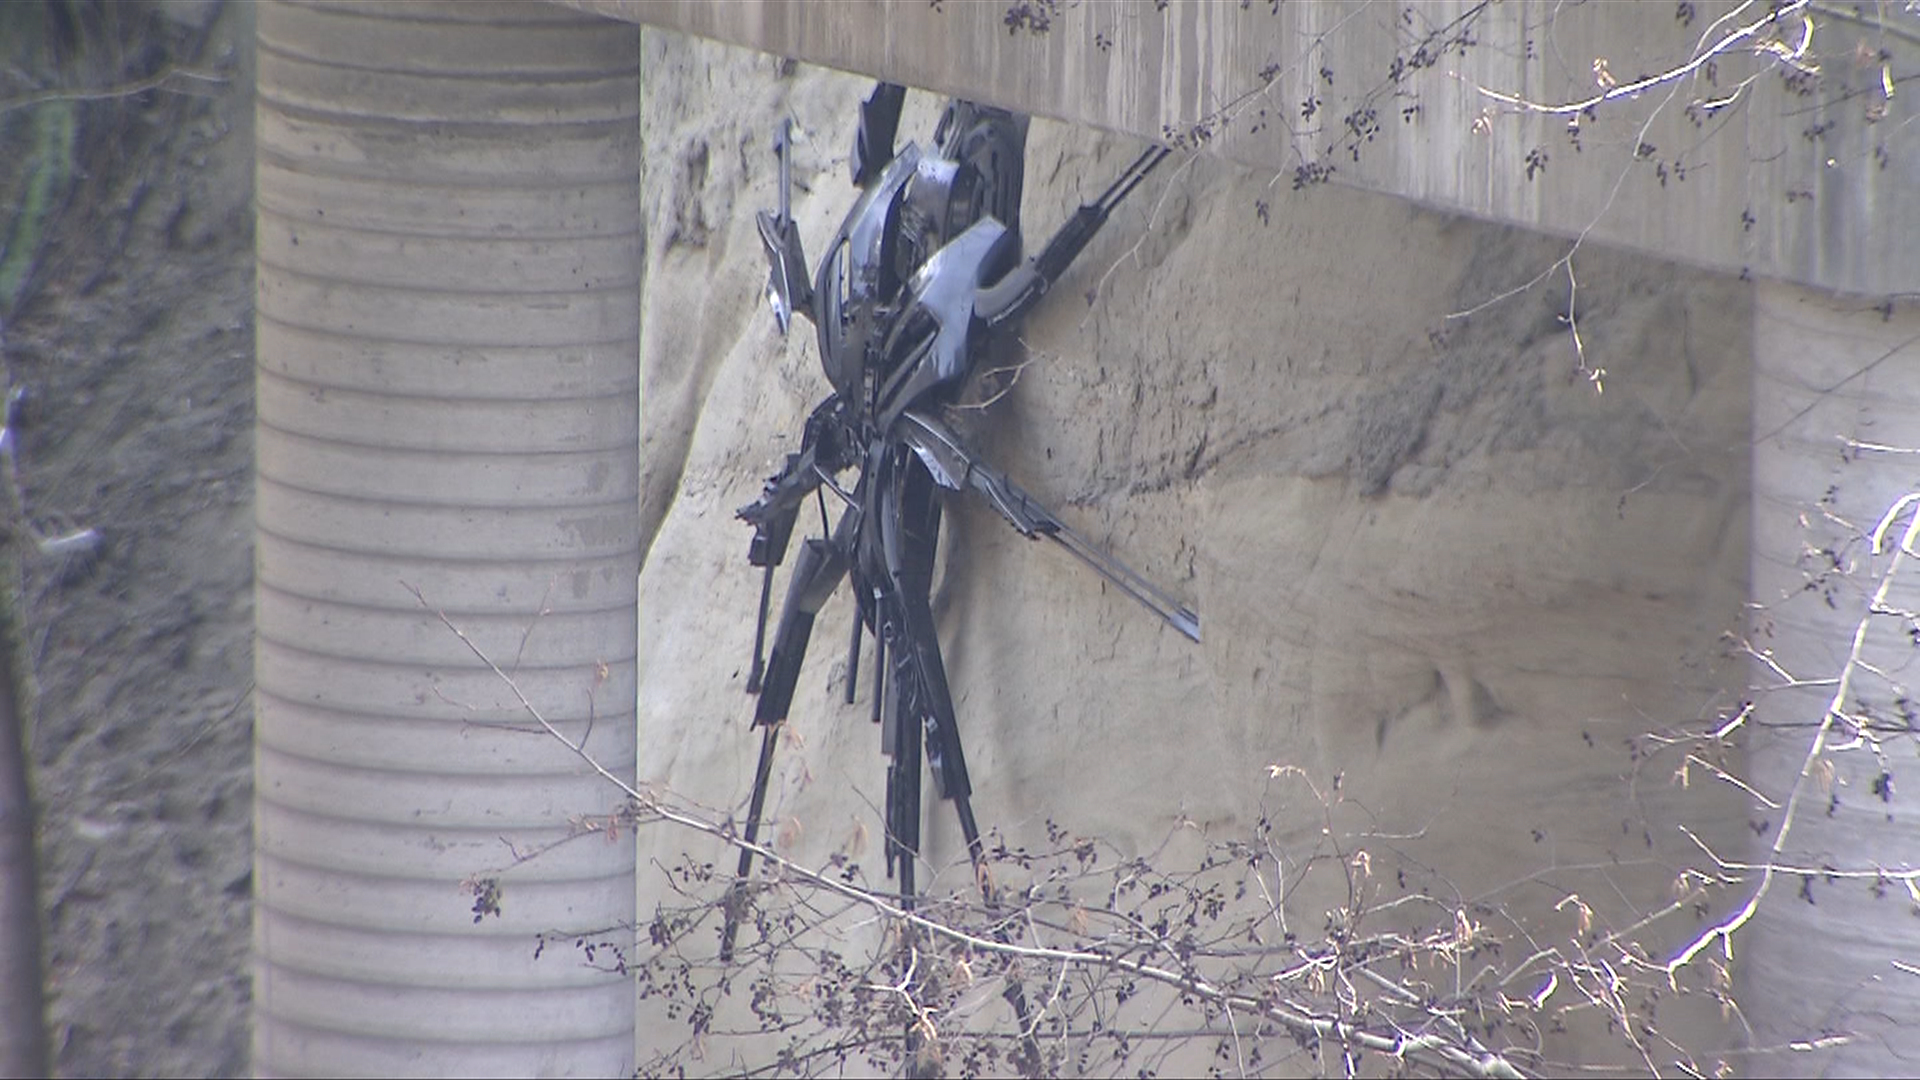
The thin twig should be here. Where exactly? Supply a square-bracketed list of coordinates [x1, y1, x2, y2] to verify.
[411, 582, 1531, 1079]
[1468, 2, 1814, 118]
[1655, 496, 1920, 977]
[0, 66, 227, 116]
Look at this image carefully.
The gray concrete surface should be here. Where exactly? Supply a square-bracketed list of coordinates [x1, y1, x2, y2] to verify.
[568, 0, 1919, 297]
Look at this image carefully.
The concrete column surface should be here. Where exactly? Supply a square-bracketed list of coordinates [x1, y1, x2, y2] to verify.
[252, 2, 641, 1074]
[1747, 281, 1920, 1074]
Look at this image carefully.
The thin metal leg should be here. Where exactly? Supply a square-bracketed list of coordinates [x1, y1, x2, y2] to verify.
[901, 410, 1200, 641]
[719, 722, 781, 962]
[866, 451, 1043, 1072]
[843, 604, 862, 706]
[723, 510, 857, 961]
[746, 560, 775, 693]
[887, 677, 922, 898]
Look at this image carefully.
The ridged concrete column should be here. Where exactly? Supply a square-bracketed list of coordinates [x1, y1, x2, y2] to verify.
[253, 2, 640, 1074]
[1746, 282, 1920, 1074]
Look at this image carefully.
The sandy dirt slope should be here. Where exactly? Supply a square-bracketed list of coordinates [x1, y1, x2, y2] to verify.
[4, 3, 254, 1074]
[635, 32, 1753, 1074]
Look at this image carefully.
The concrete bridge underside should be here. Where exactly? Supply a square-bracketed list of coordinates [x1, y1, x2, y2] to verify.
[568, 0, 1916, 298]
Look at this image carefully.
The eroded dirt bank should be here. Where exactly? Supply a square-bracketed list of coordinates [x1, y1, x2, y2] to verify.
[635, 32, 1751, 1075]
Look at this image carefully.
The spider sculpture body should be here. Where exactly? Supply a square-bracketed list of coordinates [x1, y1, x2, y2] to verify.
[724, 83, 1197, 960]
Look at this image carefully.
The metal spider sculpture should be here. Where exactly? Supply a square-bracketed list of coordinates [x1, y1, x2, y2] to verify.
[723, 83, 1198, 961]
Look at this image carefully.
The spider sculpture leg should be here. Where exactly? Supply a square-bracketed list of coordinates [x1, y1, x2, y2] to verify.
[740, 407, 848, 689]
[977, 144, 1173, 331]
[868, 446, 1051, 1076]
[901, 410, 1201, 641]
[719, 505, 856, 962]
[852, 82, 906, 186]
[868, 446, 986, 903]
